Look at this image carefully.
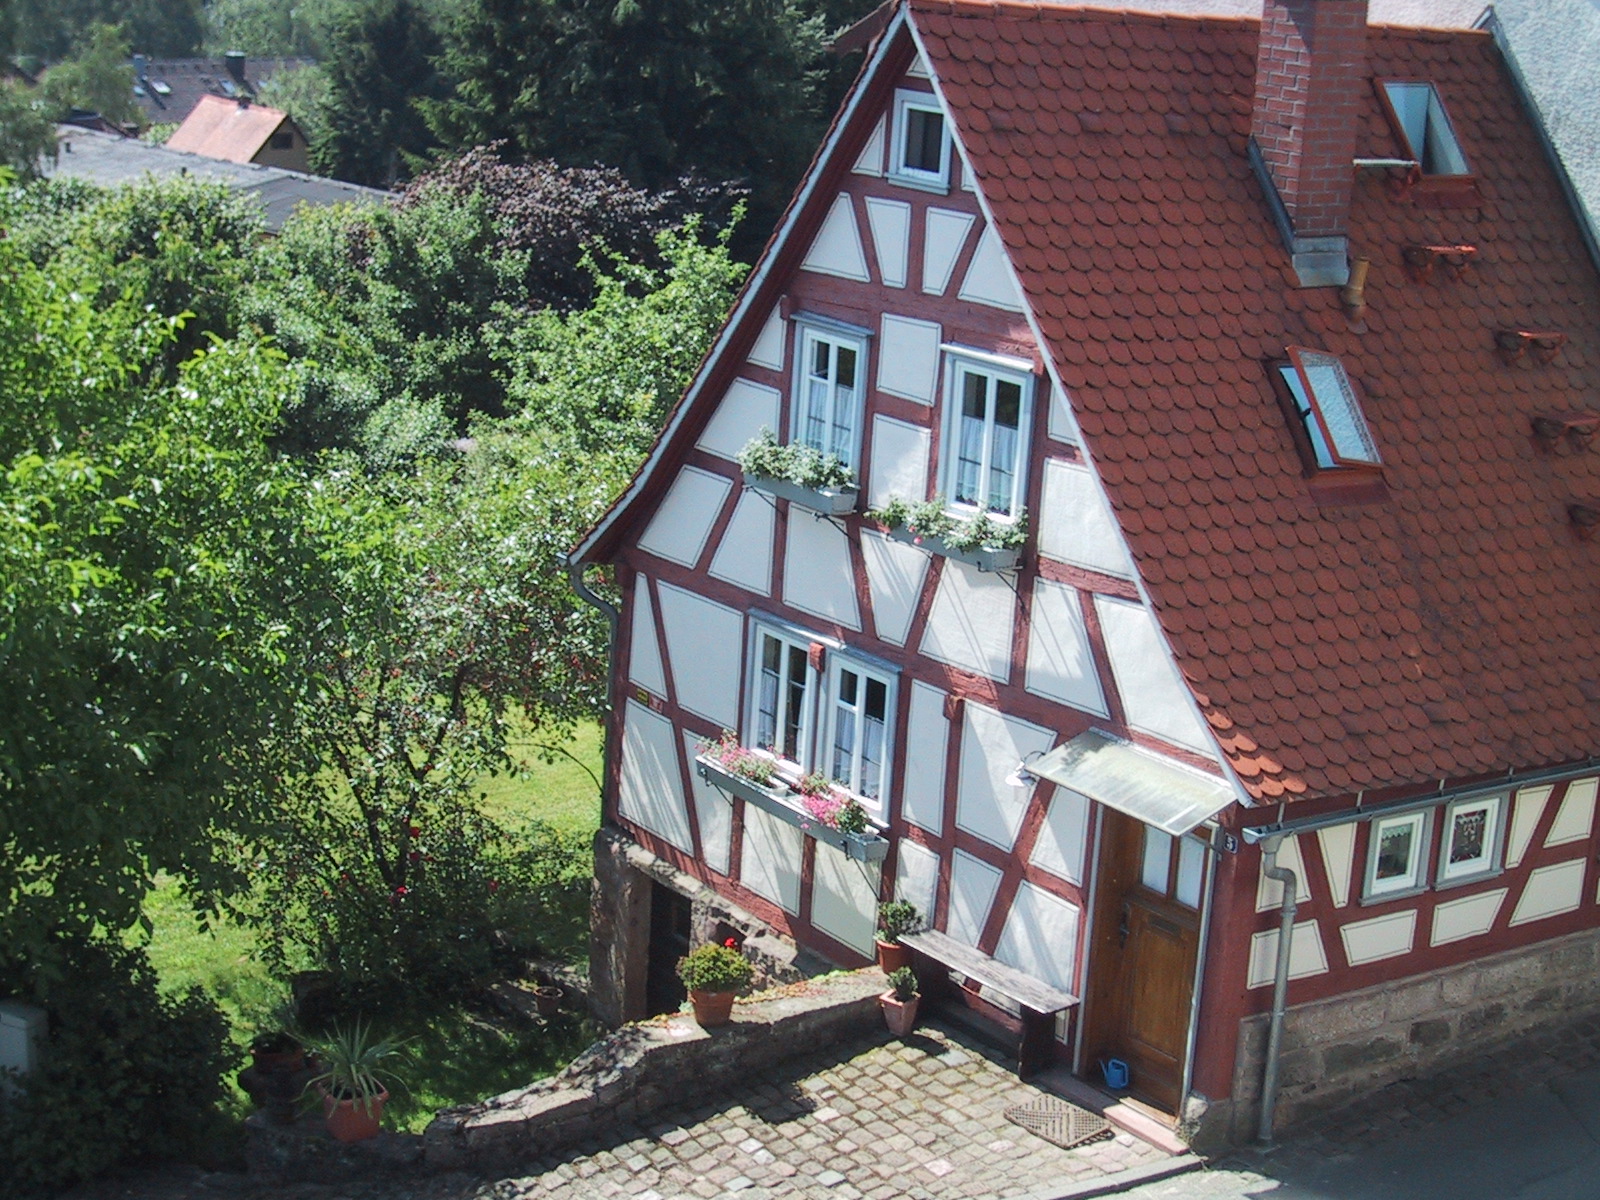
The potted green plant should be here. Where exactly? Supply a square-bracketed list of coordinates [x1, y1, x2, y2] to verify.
[876, 900, 921, 973]
[676, 941, 754, 1027]
[738, 427, 859, 514]
[304, 1020, 406, 1143]
[880, 966, 920, 1036]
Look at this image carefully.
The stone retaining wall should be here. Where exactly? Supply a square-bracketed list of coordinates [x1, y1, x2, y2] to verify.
[1193, 924, 1600, 1151]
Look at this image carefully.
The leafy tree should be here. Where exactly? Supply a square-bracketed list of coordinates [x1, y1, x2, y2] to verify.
[256, 62, 331, 149]
[11, 0, 204, 61]
[202, 0, 329, 57]
[0, 84, 58, 178]
[41, 23, 141, 127]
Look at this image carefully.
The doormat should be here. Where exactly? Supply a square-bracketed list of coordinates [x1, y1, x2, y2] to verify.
[1004, 1096, 1113, 1150]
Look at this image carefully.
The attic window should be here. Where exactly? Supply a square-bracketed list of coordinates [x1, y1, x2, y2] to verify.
[1278, 347, 1380, 470]
[890, 90, 949, 191]
[1380, 81, 1470, 177]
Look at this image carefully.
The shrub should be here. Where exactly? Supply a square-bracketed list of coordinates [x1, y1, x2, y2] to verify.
[0, 939, 234, 1195]
[887, 966, 919, 1001]
[676, 943, 754, 993]
[699, 729, 777, 786]
[738, 427, 855, 490]
[877, 900, 921, 944]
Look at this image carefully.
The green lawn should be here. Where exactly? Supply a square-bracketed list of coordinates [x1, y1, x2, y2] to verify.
[133, 720, 605, 1133]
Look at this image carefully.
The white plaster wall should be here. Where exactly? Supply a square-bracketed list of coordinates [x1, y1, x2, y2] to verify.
[902, 681, 949, 835]
[1510, 859, 1588, 926]
[920, 559, 1015, 682]
[1024, 579, 1107, 715]
[627, 574, 667, 698]
[923, 208, 975, 295]
[1339, 910, 1416, 966]
[1246, 920, 1329, 988]
[1431, 888, 1508, 946]
[800, 193, 870, 282]
[895, 839, 942, 929]
[739, 804, 804, 914]
[618, 700, 695, 853]
[811, 845, 880, 955]
[1255, 834, 1313, 912]
[1095, 596, 1213, 752]
[948, 850, 1003, 948]
[783, 512, 862, 630]
[955, 702, 1054, 853]
[708, 490, 775, 597]
[852, 116, 886, 176]
[696, 379, 780, 461]
[1317, 823, 1356, 909]
[858, 529, 929, 648]
[995, 883, 1081, 995]
[865, 197, 911, 289]
[1028, 786, 1090, 886]
[637, 466, 732, 568]
[1546, 778, 1597, 847]
[876, 314, 942, 404]
[747, 308, 785, 371]
[956, 224, 1025, 312]
[655, 583, 743, 729]
[1507, 785, 1552, 869]
[867, 415, 931, 511]
[1037, 459, 1136, 579]
[1047, 385, 1080, 444]
[683, 730, 732, 875]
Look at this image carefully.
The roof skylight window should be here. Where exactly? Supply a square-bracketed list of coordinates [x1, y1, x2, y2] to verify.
[1279, 347, 1380, 470]
[1380, 81, 1470, 177]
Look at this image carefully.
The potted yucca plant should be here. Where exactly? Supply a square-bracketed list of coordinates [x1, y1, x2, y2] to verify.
[304, 1020, 407, 1142]
[676, 941, 754, 1027]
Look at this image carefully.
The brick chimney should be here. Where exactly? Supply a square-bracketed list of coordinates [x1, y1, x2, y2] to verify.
[1249, 0, 1368, 287]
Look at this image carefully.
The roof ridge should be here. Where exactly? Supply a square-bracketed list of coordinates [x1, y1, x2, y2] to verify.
[906, 0, 1256, 31]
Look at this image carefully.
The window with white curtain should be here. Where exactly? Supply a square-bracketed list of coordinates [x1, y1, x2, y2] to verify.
[941, 350, 1032, 518]
[791, 320, 868, 470]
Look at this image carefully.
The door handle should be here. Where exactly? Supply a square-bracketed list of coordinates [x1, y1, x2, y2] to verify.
[1118, 906, 1130, 948]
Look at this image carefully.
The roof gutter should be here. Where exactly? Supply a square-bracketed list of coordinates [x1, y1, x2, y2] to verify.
[1240, 758, 1600, 845]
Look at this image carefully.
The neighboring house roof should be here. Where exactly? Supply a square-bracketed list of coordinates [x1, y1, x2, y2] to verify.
[132, 56, 311, 124]
[581, 1, 1600, 807]
[44, 126, 388, 232]
[164, 94, 294, 164]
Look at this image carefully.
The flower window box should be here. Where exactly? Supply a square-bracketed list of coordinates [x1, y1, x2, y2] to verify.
[745, 473, 859, 516]
[694, 754, 889, 863]
[884, 526, 1021, 573]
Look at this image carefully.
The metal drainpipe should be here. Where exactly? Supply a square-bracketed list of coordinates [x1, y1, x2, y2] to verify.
[1257, 834, 1298, 1145]
[562, 554, 620, 816]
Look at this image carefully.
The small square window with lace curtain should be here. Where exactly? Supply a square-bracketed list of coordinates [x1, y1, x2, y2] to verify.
[1436, 794, 1505, 886]
[1277, 347, 1381, 471]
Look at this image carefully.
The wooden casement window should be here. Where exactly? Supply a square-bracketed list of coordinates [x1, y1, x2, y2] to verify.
[753, 626, 813, 764]
[1436, 793, 1506, 887]
[890, 90, 950, 190]
[1273, 347, 1381, 473]
[941, 349, 1033, 519]
[1363, 810, 1431, 902]
[791, 320, 868, 469]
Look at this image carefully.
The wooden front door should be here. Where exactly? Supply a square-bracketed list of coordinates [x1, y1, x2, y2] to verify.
[1082, 810, 1205, 1116]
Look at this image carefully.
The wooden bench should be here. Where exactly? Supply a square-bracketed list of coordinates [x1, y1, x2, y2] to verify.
[899, 929, 1079, 1078]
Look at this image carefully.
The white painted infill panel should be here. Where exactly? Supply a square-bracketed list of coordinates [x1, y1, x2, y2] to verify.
[852, 116, 886, 176]
[618, 701, 694, 853]
[996, 883, 1081, 996]
[903, 681, 949, 835]
[956, 701, 1054, 853]
[948, 850, 1003, 948]
[682, 730, 732, 875]
[877, 314, 942, 404]
[1255, 834, 1313, 913]
[865, 197, 911, 289]
[920, 559, 1015, 683]
[922, 208, 976, 296]
[1038, 459, 1136, 580]
[1317, 823, 1356, 909]
[957, 224, 1025, 312]
[747, 307, 785, 371]
[1025, 580, 1107, 715]
[627, 574, 667, 699]
[1095, 596, 1213, 753]
[859, 529, 929, 648]
[1047, 385, 1080, 444]
[867, 415, 931, 513]
[1546, 778, 1597, 847]
[655, 583, 743, 729]
[637, 466, 732, 568]
[905, 53, 930, 80]
[1507, 785, 1553, 869]
[708, 490, 775, 597]
[1028, 786, 1091, 886]
[740, 803, 803, 914]
[800, 193, 870, 282]
[1510, 859, 1588, 926]
[812, 843, 880, 955]
[895, 839, 942, 928]
[1246, 920, 1329, 989]
[696, 378, 780, 462]
[1339, 910, 1416, 966]
[783, 511, 862, 630]
[1431, 887, 1507, 946]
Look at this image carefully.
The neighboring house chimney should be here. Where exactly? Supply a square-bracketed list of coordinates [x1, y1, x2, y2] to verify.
[224, 51, 248, 87]
[1249, 0, 1369, 287]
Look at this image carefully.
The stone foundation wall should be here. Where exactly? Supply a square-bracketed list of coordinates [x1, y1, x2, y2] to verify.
[1191, 925, 1600, 1151]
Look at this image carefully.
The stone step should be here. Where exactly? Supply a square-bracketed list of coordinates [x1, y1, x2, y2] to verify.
[1034, 1068, 1190, 1156]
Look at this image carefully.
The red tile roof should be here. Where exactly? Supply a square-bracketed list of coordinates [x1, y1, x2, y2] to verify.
[913, 1, 1600, 801]
[165, 94, 290, 164]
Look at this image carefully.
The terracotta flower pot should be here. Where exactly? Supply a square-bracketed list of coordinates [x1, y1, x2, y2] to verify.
[880, 991, 920, 1037]
[689, 989, 737, 1027]
[321, 1085, 389, 1143]
[876, 939, 912, 974]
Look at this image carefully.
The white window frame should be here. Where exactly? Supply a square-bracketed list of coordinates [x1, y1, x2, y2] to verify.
[1363, 810, 1431, 902]
[1436, 793, 1506, 887]
[748, 622, 817, 768]
[1281, 347, 1380, 470]
[823, 656, 897, 822]
[790, 315, 870, 471]
[939, 347, 1034, 520]
[889, 89, 950, 191]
